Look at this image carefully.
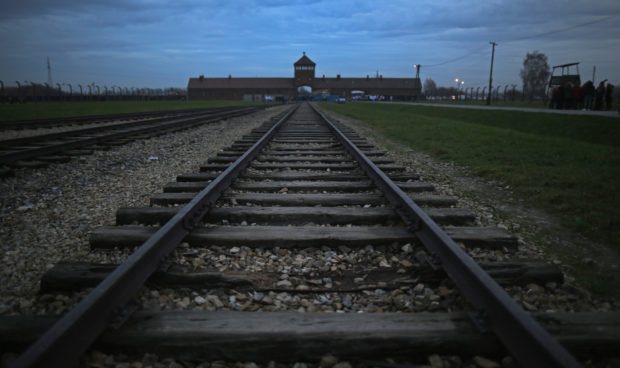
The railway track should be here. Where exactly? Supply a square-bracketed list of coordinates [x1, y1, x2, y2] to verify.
[0, 105, 259, 130]
[2, 103, 618, 367]
[0, 105, 264, 172]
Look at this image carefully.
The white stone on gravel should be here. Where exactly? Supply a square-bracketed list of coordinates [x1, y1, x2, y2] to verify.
[0, 106, 288, 315]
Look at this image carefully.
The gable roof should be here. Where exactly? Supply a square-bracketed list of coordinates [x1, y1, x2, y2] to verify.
[313, 77, 421, 90]
[294, 53, 316, 66]
[188, 77, 294, 89]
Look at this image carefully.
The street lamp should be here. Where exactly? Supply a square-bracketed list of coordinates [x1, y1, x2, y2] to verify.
[413, 64, 421, 79]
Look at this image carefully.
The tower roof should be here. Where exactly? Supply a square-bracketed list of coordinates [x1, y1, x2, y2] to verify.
[294, 52, 315, 66]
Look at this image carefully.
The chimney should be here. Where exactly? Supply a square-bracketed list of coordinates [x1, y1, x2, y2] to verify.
[199, 75, 204, 81]
[337, 74, 341, 80]
[228, 74, 232, 79]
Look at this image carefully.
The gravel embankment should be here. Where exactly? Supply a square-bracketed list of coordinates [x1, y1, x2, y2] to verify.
[0, 106, 288, 316]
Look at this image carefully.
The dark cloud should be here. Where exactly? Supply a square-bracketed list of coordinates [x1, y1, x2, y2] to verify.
[1, 0, 618, 88]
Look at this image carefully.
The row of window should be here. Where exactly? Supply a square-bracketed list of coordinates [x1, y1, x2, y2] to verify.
[202, 90, 285, 96]
[295, 66, 315, 70]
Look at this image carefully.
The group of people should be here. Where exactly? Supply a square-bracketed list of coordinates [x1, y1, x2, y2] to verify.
[549, 80, 614, 111]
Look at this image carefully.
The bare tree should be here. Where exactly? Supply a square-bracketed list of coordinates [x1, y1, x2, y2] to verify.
[520, 51, 550, 101]
[423, 78, 437, 96]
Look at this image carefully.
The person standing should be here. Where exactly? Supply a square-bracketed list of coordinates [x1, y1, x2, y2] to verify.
[563, 81, 574, 109]
[557, 84, 565, 109]
[605, 83, 614, 110]
[573, 82, 582, 110]
[550, 87, 558, 109]
[582, 81, 595, 111]
[595, 80, 606, 110]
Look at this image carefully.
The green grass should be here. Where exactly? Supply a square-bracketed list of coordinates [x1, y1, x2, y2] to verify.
[322, 102, 620, 297]
[321, 102, 620, 253]
[0, 100, 266, 121]
[418, 99, 550, 109]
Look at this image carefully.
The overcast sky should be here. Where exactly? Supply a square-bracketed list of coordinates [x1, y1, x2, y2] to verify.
[1, 0, 619, 90]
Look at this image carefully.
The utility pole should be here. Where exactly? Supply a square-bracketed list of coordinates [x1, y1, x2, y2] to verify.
[486, 41, 497, 105]
[592, 65, 596, 84]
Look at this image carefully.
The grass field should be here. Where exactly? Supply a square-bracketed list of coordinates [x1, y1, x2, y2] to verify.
[0, 100, 268, 121]
[321, 102, 620, 296]
[419, 98, 618, 109]
[419, 99, 550, 109]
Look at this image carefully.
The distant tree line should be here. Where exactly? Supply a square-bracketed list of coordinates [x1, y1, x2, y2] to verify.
[422, 50, 618, 105]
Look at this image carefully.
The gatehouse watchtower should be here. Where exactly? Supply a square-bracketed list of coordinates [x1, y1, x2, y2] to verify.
[294, 52, 316, 87]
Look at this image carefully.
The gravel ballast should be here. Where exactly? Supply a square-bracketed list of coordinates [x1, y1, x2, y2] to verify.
[0, 106, 288, 316]
[1, 103, 616, 368]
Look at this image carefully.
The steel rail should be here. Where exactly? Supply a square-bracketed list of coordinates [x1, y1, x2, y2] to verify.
[0, 108, 249, 149]
[0, 107, 261, 164]
[310, 103, 582, 368]
[11, 104, 299, 368]
[0, 105, 265, 130]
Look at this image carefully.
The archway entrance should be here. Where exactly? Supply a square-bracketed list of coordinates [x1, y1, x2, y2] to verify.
[297, 85, 312, 101]
[351, 90, 366, 100]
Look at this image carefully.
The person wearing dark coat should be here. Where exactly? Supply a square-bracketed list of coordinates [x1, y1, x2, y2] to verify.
[605, 83, 614, 110]
[595, 80, 606, 110]
[563, 82, 574, 109]
[573, 83, 582, 110]
[550, 87, 558, 109]
[557, 84, 565, 109]
[582, 81, 595, 110]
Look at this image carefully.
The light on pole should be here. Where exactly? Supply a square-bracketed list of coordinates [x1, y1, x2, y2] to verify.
[413, 64, 421, 79]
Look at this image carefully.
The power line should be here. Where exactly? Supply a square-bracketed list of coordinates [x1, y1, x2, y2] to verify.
[502, 14, 620, 43]
[423, 45, 488, 68]
[421, 14, 619, 68]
